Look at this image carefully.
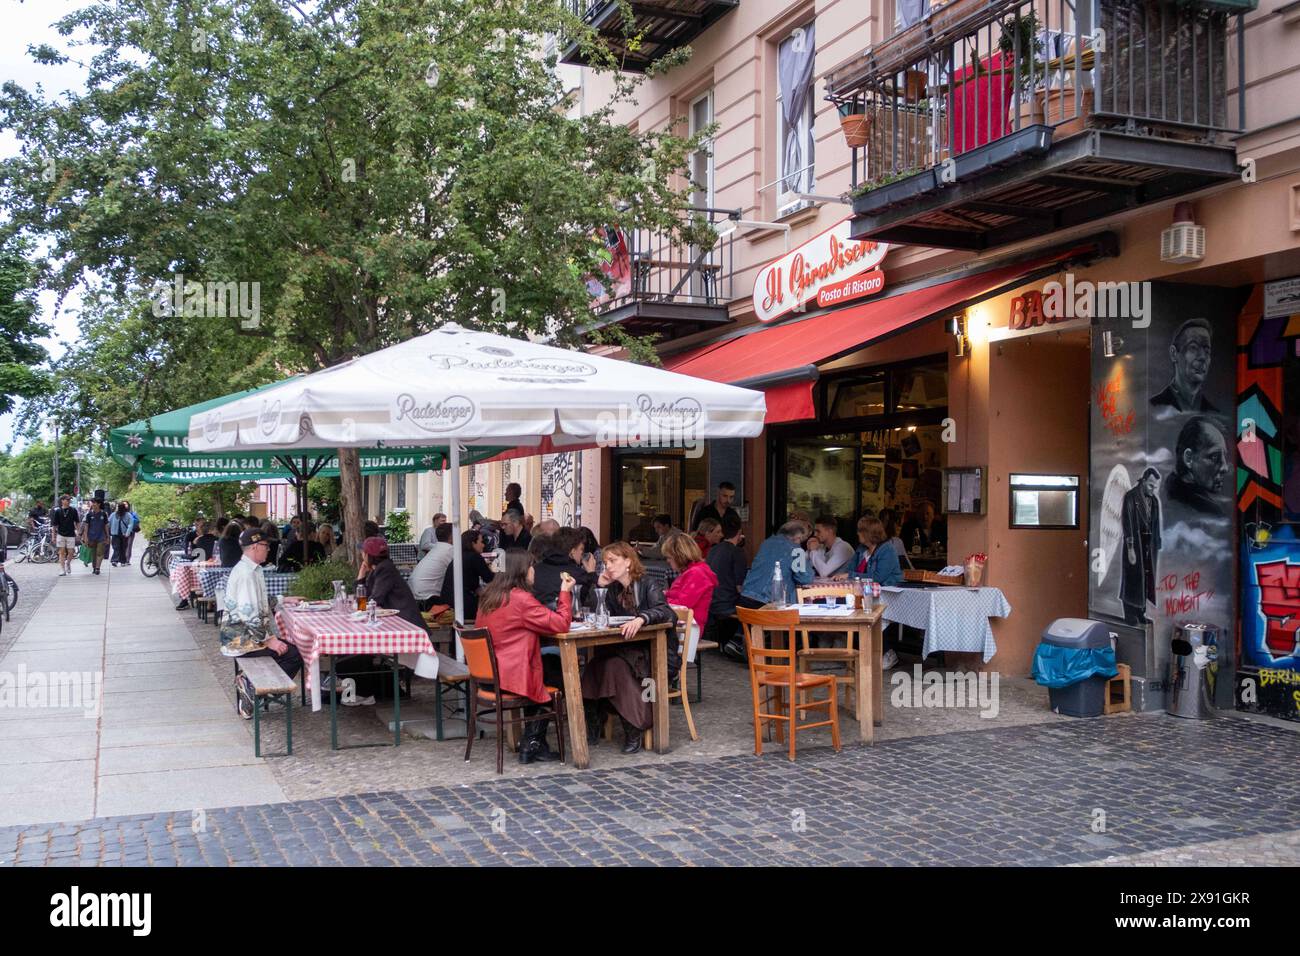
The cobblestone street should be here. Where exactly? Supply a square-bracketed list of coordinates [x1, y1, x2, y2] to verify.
[3, 709, 1296, 867]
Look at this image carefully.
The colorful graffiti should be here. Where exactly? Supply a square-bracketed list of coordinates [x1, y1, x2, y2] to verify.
[1235, 284, 1300, 720]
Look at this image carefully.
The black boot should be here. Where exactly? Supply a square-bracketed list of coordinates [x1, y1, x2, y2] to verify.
[584, 700, 603, 745]
[620, 717, 643, 755]
[519, 720, 559, 764]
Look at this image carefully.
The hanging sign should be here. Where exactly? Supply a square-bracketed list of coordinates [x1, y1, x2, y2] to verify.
[753, 218, 888, 323]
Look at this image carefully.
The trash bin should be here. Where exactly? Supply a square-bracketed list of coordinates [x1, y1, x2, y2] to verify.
[1032, 618, 1119, 717]
[1167, 623, 1218, 719]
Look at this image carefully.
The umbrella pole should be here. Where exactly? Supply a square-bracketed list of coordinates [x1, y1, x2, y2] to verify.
[449, 441, 465, 661]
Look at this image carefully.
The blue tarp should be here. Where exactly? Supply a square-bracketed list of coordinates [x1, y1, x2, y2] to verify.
[1032, 644, 1119, 689]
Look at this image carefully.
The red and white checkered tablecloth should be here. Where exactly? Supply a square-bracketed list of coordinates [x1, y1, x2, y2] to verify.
[169, 559, 218, 599]
[275, 607, 432, 701]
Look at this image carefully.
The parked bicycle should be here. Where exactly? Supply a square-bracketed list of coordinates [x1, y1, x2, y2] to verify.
[139, 521, 190, 577]
[15, 520, 56, 564]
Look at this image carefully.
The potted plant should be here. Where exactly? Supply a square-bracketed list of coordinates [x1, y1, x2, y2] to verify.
[998, 11, 1046, 129]
[838, 96, 872, 149]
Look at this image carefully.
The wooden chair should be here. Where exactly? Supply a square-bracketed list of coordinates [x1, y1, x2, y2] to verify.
[669, 605, 699, 741]
[458, 626, 567, 774]
[736, 607, 840, 761]
[794, 584, 860, 716]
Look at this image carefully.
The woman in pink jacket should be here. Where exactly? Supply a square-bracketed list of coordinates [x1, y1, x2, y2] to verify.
[475, 550, 574, 764]
[662, 532, 718, 673]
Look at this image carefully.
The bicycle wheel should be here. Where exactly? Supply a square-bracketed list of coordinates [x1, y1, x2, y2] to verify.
[2, 573, 15, 619]
[140, 547, 160, 578]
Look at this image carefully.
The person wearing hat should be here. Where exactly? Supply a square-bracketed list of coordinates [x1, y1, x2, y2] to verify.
[220, 527, 304, 719]
[357, 536, 424, 628]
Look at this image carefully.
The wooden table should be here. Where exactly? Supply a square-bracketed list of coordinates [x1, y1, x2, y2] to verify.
[759, 602, 886, 744]
[546, 621, 673, 770]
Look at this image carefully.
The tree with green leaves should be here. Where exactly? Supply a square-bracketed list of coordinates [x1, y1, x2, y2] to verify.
[2, 0, 710, 562]
[0, 240, 51, 417]
[0, 438, 76, 501]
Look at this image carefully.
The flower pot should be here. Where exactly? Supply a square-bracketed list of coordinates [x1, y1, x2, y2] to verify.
[1007, 92, 1045, 130]
[1036, 87, 1093, 139]
[840, 112, 872, 149]
[904, 69, 928, 102]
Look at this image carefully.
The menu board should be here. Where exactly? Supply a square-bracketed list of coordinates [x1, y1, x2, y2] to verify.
[944, 467, 985, 515]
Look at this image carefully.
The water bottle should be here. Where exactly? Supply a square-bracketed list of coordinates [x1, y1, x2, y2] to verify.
[366, 602, 378, 627]
[770, 562, 785, 606]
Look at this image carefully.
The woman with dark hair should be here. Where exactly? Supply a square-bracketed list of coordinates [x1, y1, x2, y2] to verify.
[580, 541, 676, 754]
[218, 521, 244, 568]
[439, 528, 495, 621]
[475, 549, 575, 764]
[356, 536, 423, 628]
[533, 527, 598, 610]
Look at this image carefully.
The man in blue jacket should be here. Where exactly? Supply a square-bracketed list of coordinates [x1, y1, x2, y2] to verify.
[722, 519, 814, 662]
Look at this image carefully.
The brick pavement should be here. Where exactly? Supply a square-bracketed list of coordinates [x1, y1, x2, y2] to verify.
[2, 710, 1296, 866]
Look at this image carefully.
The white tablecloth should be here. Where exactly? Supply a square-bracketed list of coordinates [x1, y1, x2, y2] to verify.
[880, 586, 1010, 663]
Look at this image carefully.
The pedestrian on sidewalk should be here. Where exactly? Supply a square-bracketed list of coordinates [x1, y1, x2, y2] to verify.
[123, 499, 140, 563]
[50, 494, 81, 576]
[220, 526, 303, 720]
[80, 498, 109, 574]
[108, 501, 132, 567]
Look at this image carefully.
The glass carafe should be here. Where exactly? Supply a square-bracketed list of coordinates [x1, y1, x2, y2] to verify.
[331, 580, 346, 611]
[593, 587, 610, 628]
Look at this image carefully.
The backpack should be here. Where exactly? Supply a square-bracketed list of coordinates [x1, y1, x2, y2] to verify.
[132, 514, 141, 534]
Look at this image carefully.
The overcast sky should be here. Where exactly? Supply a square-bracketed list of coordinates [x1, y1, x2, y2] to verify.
[2, 0, 96, 452]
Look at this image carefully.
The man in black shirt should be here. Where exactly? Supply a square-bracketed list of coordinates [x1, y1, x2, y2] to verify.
[691, 481, 739, 531]
[439, 529, 496, 622]
[503, 482, 525, 520]
[50, 495, 81, 576]
[705, 513, 748, 660]
[497, 511, 531, 552]
[27, 501, 48, 532]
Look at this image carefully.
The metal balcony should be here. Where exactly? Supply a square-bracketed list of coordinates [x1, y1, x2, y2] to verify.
[825, 0, 1251, 250]
[560, 0, 739, 72]
[585, 206, 738, 341]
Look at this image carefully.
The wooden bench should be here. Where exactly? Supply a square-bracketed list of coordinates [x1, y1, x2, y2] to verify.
[194, 594, 216, 623]
[236, 657, 295, 757]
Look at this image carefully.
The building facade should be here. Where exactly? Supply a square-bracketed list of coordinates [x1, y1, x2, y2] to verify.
[561, 0, 1300, 718]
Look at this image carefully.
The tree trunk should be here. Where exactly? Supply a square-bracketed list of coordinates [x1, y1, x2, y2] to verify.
[213, 488, 226, 519]
[338, 447, 365, 569]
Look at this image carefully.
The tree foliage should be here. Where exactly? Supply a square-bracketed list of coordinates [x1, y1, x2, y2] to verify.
[0, 240, 52, 416]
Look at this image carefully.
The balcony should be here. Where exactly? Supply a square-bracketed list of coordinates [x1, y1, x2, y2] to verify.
[586, 206, 738, 341]
[825, 0, 1251, 250]
[559, 0, 739, 72]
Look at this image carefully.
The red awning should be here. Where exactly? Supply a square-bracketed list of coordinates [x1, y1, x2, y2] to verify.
[664, 249, 1081, 423]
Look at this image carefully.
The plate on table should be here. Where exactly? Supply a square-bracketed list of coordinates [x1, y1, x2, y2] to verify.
[291, 600, 334, 612]
[350, 608, 400, 621]
[607, 615, 635, 625]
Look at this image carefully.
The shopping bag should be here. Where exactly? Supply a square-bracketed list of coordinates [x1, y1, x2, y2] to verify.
[78, 544, 92, 566]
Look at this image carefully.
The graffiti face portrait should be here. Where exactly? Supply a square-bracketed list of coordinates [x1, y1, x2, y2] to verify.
[1151, 317, 1217, 413]
[1168, 416, 1230, 514]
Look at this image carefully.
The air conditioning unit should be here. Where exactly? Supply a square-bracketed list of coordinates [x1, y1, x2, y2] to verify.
[1160, 202, 1205, 264]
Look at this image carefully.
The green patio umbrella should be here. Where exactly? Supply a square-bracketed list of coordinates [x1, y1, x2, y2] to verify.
[111, 382, 506, 563]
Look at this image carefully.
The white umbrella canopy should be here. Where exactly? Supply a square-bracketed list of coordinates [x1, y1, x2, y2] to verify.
[186, 324, 766, 453]
[187, 324, 766, 643]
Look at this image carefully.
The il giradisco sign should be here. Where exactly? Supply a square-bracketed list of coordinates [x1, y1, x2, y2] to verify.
[752, 218, 888, 323]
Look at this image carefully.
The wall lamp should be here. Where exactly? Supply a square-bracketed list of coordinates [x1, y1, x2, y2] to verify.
[1101, 329, 1124, 358]
[946, 314, 969, 357]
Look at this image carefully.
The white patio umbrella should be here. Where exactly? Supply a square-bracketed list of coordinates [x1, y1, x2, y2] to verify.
[187, 324, 767, 639]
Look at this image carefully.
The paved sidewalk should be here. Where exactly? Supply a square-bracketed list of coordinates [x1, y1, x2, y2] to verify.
[2, 708, 1295, 866]
[0, 562, 286, 827]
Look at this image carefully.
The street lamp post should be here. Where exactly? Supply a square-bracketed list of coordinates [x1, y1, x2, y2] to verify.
[72, 449, 87, 502]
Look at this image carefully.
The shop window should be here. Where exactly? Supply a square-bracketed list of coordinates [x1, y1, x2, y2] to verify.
[829, 374, 886, 419]
[784, 438, 858, 528]
[1009, 474, 1080, 529]
[894, 362, 948, 412]
[618, 455, 684, 542]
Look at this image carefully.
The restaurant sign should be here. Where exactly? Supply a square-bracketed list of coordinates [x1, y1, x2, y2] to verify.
[753, 218, 888, 323]
[987, 288, 1090, 342]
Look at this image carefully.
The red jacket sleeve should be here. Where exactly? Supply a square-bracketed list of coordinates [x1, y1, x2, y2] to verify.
[666, 565, 716, 615]
[516, 589, 573, 635]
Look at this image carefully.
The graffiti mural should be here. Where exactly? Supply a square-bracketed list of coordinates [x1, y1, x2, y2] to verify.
[540, 453, 580, 527]
[1235, 285, 1300, 720]
[1091, 283, 1245, 700]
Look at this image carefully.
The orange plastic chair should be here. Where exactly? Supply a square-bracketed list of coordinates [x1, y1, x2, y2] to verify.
[736, 607, 841, 761]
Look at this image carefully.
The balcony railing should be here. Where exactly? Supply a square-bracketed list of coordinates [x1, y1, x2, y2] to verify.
[587, 206, 738, 337]
[560, 0, 740, 71]
[829, 0, 1243, 194]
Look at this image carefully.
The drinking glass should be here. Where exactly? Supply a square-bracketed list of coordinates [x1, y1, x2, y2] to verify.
[355, 583, 368, 612]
